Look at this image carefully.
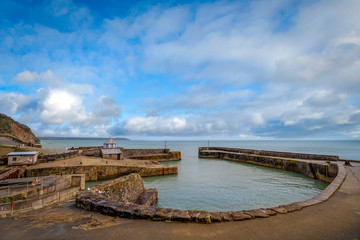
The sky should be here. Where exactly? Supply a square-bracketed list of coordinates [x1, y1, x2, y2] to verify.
[0, 0, 359, 140]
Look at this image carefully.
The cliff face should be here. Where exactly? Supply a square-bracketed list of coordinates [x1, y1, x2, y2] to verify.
[0, 113, 40, 144]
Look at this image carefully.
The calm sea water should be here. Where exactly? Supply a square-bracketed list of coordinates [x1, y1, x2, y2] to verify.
[41, 139, 359, 211]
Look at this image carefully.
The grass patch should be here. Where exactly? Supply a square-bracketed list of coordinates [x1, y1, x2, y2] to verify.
[1, 196, 14, 203]
[0, 145, 28, 151]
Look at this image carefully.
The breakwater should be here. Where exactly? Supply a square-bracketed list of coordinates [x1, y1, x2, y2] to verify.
[199, 147, 338, 182]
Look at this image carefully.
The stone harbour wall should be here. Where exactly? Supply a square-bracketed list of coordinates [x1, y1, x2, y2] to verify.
[76, 163, 345, 224]
[76, 147, 346, 224]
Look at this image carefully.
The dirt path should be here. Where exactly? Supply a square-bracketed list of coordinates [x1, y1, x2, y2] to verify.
[0, 166, 359, 240]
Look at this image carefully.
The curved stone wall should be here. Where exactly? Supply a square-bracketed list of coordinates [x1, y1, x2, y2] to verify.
[76, 147, 346, 224]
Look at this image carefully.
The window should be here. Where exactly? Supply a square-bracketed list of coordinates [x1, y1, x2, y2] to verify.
[13, 157, 17, 161]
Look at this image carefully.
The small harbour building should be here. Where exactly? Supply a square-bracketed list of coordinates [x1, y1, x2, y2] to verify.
[101, 137, 123, 160]
[103, 137, 117, 148]
[7, 151, 39, 165]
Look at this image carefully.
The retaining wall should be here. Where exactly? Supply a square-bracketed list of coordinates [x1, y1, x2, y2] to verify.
[126, 151, 181, 162]
[25, 164, 178, 181]
[123, 149, 170, 157]
[38, 150, 79, 163]
[0, 174, 85, 213]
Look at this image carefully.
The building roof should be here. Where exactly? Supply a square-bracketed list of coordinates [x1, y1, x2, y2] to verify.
[101, 148, 122, 155]
[104, 137, 116, 144]
[7, 151, 39, 156]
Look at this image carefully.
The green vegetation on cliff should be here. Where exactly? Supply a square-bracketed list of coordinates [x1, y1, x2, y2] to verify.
[0, 113, 40, 143]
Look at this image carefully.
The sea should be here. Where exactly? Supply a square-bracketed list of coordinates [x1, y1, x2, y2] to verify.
[40, 139, 359, 211]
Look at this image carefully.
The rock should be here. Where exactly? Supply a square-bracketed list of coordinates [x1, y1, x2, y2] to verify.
[0, 113, 40, 144]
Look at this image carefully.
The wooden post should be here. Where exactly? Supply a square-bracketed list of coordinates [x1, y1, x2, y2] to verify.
[11, 201, 14, 216]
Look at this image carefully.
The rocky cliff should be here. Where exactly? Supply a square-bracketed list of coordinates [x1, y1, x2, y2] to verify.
[0, 113, 40, 144]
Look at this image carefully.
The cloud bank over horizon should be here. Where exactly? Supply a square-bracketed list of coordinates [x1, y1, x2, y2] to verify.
[0, 0, 359, 140]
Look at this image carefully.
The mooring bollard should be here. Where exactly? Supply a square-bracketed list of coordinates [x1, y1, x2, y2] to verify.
[344, 160, 351, 166]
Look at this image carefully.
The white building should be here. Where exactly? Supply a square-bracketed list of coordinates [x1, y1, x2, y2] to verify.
[103, 137, 117, 148]
[7, 151, 39, 165]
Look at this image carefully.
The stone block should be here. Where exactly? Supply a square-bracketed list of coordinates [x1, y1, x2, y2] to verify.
[114, 203, 137, 218]
[31, 199, 43, 209]
[210, 212, 222, 222]
[71, 174, 85, 189]
[171, 210, 191, 222]
[230, 211, 252, 221]
[187, 210, 201, 221]
[135, 206, 157, 220]
[280, 204, 302, 212]
[220, 212, 233, 222]
[43, 194, 56, 204]
[153, 208, 173, 221]
[135, 188, 158, 207]
[243, 209, 270, 218]
[270, 206, 288, 214]
[197, 211, 212, 224]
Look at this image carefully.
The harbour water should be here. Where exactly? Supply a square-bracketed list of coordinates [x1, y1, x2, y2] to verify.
[41, 139, 359, 211]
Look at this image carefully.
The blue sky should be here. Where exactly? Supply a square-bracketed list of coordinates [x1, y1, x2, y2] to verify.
[0, 0, 360, 140]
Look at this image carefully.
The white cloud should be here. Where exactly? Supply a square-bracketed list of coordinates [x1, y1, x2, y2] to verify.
[1, 0, 360, 139]
[39, 89, 87, 124]
[12, 71, 38, 83]
[123, 116, 186, 135]
[12, 70, 62, 86]
[0, 93, 30, 114]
